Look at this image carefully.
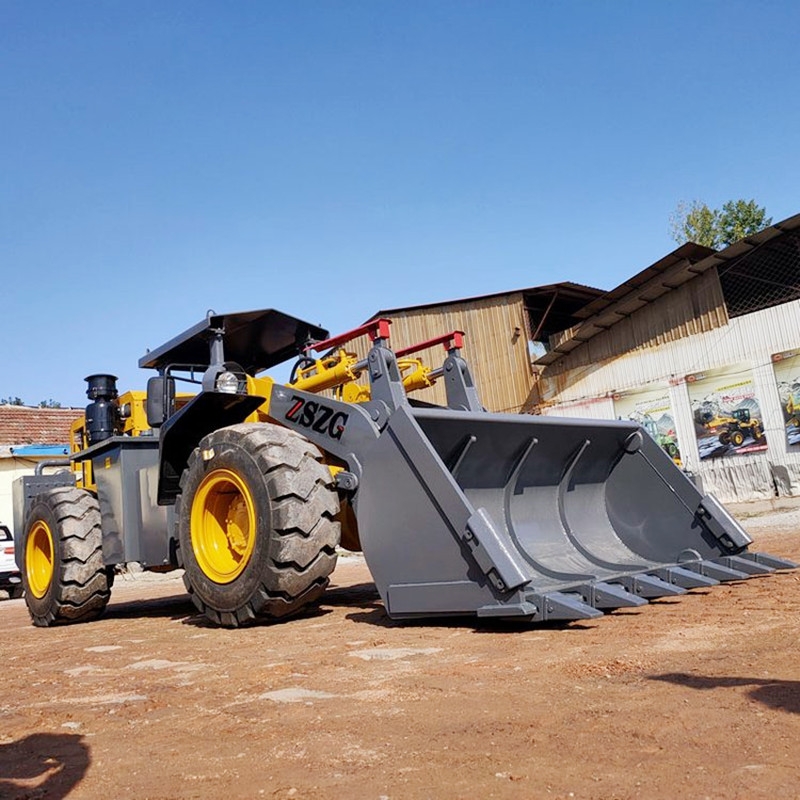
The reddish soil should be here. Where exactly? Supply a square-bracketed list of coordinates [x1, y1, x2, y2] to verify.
[1, 514, 799, 800]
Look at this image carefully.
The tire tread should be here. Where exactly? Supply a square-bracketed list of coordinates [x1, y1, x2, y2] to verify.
[23, 487, 110, 627]
[178, 423, 340, 627]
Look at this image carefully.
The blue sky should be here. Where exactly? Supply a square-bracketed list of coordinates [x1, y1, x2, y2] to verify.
[3, 1, 799, 407]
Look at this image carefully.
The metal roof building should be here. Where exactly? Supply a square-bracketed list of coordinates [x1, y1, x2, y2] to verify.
[348, 212, 800, 504]
[0, 406, 80, 534]
[529, 212, 800, 503]
[355, 282, 605, 413]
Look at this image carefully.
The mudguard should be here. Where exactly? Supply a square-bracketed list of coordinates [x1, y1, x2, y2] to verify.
[157, 391, 265, 504]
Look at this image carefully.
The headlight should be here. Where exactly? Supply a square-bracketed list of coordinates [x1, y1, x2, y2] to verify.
[215, 371, 241, 394]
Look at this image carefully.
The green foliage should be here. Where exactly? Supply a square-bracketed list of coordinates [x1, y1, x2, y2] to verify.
[0, 396, 63, 408]
[717, 199, 772, 246]
[670, 201, 719, 248]
[670, 199, 771, 249]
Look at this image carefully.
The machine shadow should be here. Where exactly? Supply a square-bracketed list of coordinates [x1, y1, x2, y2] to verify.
[323, 581, 381, 606]
[0, 733, 90, 800]
[650, 672, 800, 714]
[102, 583, 711, 632]
[177, 604, 335, 629]
[344, 604, 603, 632]
[323, 582, 405, 628]
[327, 582, 686, 631]
[324, 582, 474, 629]
[105, 592, 197, 621]
[332, 589, 601, 632]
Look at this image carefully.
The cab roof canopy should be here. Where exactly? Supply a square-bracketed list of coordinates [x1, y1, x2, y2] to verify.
[139, 310, 329, 374]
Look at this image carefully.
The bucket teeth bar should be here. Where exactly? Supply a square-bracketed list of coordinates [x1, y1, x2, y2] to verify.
[612, 573, 687, 599]
[474, 548, 795, 622]
[651, 566, 720, 589]
[529, 592, 604, 622]
[477, 593, 604, 622]
[715, 555, 775, 576]
[739, 551, 798, 570]
[577, 582, 648, 610]
[682, 560, 750, 582]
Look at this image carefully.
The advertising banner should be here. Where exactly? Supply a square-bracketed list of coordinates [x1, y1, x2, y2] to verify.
[686, 364, 766, 460]
[612, 387, 680, 462]
[772, 350, 800, 449]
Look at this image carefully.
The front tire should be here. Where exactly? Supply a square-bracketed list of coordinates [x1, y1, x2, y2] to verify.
[177, 423, 340, 627]
[21, 487, 111, 627]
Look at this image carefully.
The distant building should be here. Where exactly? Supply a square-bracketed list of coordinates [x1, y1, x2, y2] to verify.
[351, 212, 800, 504]
[0, 406, 80, 533]
[528, 212, 800, 503]
[349, 282, 604, 413]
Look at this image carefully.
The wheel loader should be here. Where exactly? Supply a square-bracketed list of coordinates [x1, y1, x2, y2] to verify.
[700, 408, 764, 448]
[13, 308, 795, 628]
[641, 416, 679, 460]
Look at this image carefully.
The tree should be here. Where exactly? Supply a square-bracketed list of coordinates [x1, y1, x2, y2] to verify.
[717, 199, 772, 246]
[670, 199, 772, 249]
[1, 396, 24, 406]
[39, 399, 62, 408]
[670, 201, 719, 248]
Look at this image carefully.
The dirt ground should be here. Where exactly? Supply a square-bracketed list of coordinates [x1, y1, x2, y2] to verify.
[1, 509, 799, 800]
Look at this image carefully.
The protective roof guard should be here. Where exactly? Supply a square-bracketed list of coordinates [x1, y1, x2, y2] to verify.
[139, 309, 329, 373]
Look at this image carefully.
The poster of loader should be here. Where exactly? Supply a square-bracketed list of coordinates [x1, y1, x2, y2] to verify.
[686, 364, 767, 460]
[613, 386, 681, 462]
[772, 350, 800, 449]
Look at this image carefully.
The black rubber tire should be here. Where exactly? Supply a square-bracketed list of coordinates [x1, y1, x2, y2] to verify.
[730, 430, 745, 447]
[21, 487, 111, 627]
[176, 423, 340, 627]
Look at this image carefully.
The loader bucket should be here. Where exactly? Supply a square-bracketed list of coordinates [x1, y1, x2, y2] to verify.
[352, 405, 795, 622]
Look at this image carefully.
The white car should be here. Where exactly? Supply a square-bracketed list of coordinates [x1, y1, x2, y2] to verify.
[0, 524, 23, 599]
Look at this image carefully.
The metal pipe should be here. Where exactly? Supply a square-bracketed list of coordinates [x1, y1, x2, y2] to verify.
[35, 458, 71, 475]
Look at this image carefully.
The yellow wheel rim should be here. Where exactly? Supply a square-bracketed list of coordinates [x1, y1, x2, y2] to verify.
[190, 468, 257, 584]
[26, 520, 55, 599]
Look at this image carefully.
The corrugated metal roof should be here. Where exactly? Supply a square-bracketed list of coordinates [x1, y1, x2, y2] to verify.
[694, 211, 800, 271]
[367, 281, 605, 319]
[535, 212, 800, 367]
[568, 242, 717, 320]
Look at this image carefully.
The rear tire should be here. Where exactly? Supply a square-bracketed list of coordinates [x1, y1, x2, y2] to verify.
[176, 423, 340, 627]
[21, 487, 111, 627]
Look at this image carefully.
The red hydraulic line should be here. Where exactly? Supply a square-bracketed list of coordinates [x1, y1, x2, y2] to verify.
[395, 331, 465, 358]
[305, 318, 392, 352]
